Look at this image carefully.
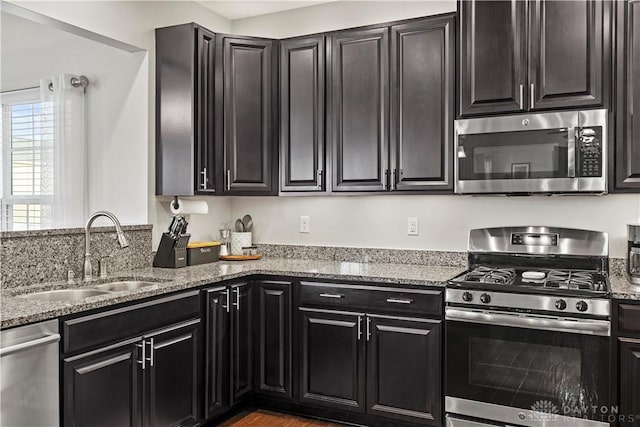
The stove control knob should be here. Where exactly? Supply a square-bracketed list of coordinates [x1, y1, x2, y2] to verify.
[462, 292, 473, 302]
[576, 301, 589, 312]
[555, 299, 567, 310]
[480, 293, 491, 304]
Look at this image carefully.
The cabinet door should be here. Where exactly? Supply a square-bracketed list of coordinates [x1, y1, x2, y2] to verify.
[155, 24, 197, 196]
[204, 287, 230, 419]
[330, 27, 389, 192]
[299, 308, 365, 412]
[458, 0, 527, 116]
[614, 0, 640, 191]
[231, 282, 254, 404]
[529, 0, 606, 110]
[280, 36, 326, 192]
[195, 28, 216, 194]
[63, 342, 142, 427]
[390, 15, 454, 192]
[619, 338, 640, 426]
[256, 281, 292, 398]
[220, 36, 277, 194]
[366, 316, 442, 426]
[146, 320, 201, 427]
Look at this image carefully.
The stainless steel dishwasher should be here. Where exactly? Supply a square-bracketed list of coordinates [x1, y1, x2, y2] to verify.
[0, 319, 60, 426]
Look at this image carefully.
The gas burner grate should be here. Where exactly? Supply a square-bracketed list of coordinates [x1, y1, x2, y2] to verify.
[464, 266, 516, 285]
[544, 270, 594, 290]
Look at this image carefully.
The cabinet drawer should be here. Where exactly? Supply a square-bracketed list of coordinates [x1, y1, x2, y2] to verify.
[299, 281, 442, 316]
[63, 291, 200, 354]
[619, 303, 640, 335]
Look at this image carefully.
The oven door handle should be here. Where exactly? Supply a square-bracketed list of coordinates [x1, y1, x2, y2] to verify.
[445, 308, 610, 336]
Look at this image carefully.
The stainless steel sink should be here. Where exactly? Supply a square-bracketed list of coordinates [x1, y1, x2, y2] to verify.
[19, 289, 111, 301]
[93, 281, 158, 292]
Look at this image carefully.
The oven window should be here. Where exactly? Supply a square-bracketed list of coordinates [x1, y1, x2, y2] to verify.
[469, 338, 581, 399]
[446, 321, 610, 421]
[458, 129, 570, 181]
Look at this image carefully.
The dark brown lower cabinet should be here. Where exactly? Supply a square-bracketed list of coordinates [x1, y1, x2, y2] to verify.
[299, 308, 366, 412]
[256, 281, 291, 398]
[63, 319, 201, 427]
[367, 316, 442, 426]
[231, 282, 254, 403]
[145, 321, 201, 427]
[619, 338, 640, 426]
[64, 342, 142, 427]
[204, 286, 231, 419]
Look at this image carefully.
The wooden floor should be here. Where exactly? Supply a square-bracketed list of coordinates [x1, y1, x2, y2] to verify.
[219, 409, 340, 427]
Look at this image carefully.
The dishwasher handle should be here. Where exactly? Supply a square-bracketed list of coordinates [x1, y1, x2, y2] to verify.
[0, 334, 60, 357]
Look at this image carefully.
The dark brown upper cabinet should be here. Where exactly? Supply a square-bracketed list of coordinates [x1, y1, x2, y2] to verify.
[329, 27, 390, 192]
[529, 0, 606, 110]
[215, 35, 279, 195]
[280, 36, 326, 193]
[458, 0, 610, 117]
[155, 25, 278, 196]
[613, 0, 640, 191]
[156, 23, 214, 196]
[390, 15, 455, 191]
[459, 0, 527, 116]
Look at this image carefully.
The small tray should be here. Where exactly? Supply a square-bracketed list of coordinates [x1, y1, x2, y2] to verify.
[220, 254, 262, 261]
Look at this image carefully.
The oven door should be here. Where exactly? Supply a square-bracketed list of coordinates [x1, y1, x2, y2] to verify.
[445, 307, 610, 427]
[454, 109, 607, 194]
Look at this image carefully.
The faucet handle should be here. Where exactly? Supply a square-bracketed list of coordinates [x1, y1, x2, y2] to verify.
[99, 256, 111, 278]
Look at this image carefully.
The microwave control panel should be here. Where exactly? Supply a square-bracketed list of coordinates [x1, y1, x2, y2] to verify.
[576, 126, 603, 177]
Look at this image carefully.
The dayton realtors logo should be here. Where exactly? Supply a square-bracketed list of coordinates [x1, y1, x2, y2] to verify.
[531, 400, 560, 421]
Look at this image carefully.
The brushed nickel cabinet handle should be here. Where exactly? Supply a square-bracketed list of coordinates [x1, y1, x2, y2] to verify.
[386, 298, 413, 304]
[357, 316, 362, 341]
[519, 84, 524, 110]
[316, 170, 322, 189]
[530, 83, 535, 110]
[226, 170, 231, 191]
[136, 340, 145, 370]
[366, 316, 371, 341]
[200, 168, 207, 189]
[319, 293, 343, 299]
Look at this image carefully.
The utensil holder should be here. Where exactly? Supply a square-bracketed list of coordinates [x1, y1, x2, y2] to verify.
[153, 232, 190, 268]
[230, 232, 252, 256]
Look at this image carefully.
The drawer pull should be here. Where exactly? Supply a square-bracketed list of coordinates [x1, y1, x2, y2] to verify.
[386, 298, 413, 304]
[319, 293, 344, 299]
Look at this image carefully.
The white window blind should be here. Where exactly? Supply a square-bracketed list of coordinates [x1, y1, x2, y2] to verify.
[1, 89, 54, 231]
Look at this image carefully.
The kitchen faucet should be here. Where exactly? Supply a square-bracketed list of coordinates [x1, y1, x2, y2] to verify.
[84, 211, 129, 281]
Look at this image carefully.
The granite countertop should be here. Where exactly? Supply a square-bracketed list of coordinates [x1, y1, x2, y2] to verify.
[0, 258, 463, 329]
[610, 274, 640, 300]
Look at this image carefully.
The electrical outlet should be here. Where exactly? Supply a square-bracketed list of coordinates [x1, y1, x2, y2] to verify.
[299, 216, 311, 233]
[408, 217, 419, 236]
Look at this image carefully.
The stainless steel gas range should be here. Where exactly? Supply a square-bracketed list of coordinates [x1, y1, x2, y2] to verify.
[445, 226, 611, 427]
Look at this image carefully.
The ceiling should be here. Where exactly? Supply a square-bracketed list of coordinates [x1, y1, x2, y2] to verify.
[198, 1, 338, 20]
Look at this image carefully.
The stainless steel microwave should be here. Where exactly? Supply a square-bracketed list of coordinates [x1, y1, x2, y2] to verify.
[454, 109, 608, 194]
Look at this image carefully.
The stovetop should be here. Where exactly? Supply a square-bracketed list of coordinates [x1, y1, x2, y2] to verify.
[450, 265, 609, 295]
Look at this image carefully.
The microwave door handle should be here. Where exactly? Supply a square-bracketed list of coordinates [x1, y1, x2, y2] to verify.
[567, 127, 576, 178]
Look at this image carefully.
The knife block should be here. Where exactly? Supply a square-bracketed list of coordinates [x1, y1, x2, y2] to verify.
[153, 233, 190, 268]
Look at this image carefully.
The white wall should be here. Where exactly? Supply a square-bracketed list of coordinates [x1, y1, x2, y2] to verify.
[1, 12, 148, 227]
[231, 0, 456, 38]
[230, 195, 640, 258]
[9, 0, 233, 244]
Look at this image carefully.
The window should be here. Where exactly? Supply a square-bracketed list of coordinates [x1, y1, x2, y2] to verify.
[1, 89, 54, 231]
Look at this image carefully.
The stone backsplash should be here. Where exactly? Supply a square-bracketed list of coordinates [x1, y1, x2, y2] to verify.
[0, 225, 153, 288]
